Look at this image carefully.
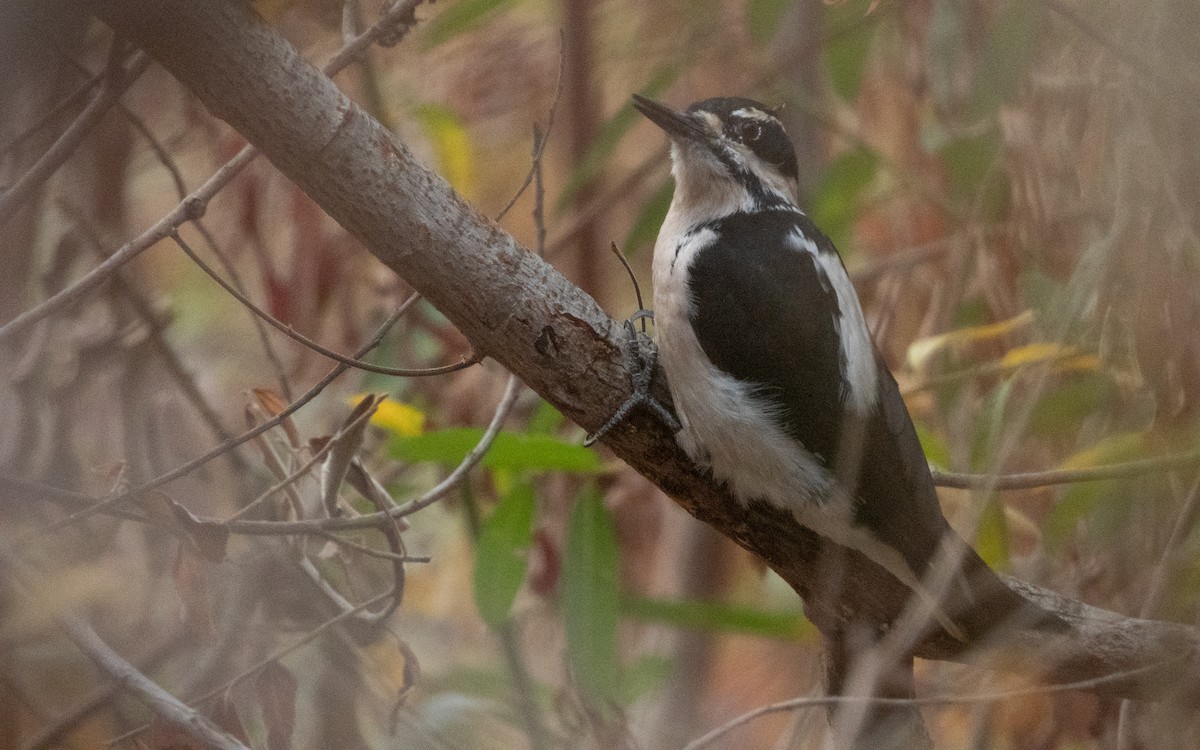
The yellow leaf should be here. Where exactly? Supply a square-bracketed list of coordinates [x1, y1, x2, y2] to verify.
[907, 311, 1035, 369]
[1058, 431, 1147, 471]
[999, 342, 1075, 368]
[350, 396, 425, 437]
[415, 104, 475, 198]
[362, 638, 420, 703]
[1055, 354, 1102, 373]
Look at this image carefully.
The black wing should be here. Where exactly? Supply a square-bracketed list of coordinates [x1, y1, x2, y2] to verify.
[688, 211, 1060, 632]
[855, 359, 955, 573]
[688, 210, 947, 548]
[687, 210, 848, 466]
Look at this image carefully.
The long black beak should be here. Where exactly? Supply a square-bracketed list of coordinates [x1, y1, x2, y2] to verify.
[631, 94, 708, 143]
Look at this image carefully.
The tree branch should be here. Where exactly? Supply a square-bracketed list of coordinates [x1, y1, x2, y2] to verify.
[89, 0, 1200, 706]
[0, 46, 150, 224]
[0, 546, 249, 750]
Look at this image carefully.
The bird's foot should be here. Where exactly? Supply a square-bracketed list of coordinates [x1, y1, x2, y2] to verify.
[584, 312, 680, 447]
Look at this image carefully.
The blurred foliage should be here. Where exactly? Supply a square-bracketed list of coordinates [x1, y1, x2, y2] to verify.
[389, 427, 603, 473]
[5, 0, 1200, 748]
[473, 478, 535, 627]
[562, 491, 621, 703]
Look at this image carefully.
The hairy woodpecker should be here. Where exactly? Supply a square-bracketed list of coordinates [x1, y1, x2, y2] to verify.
[619, 94, 1062, 640]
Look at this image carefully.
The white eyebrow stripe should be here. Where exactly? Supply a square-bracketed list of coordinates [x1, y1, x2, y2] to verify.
[732, 107, 779, 124]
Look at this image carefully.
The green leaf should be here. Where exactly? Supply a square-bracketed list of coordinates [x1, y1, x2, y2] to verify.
[914, 422, 950, 470]
[556, 66, 679, 212]
[390, 428, 603, 473]
[972, 496, 1010, 569]
[623, 178, 674, 254]
[823, 0, 881, 101]
[525, 399, 567, 435]
[939, 133, 1001, 194]
[938, 131, 1009, 217]
[747, 0, 791, 46]
[562, 492, 620, 701]
[966, 0, 1041, 120]
[474, 481, 536, 628]
[811, 148, 877, 250]
[422, 0, 513, 46]
[1028, 374, 1115, 437]
[620, 595, 813, 640]
[1043, 433, 1148, 551]
[620, 655, 673, 704]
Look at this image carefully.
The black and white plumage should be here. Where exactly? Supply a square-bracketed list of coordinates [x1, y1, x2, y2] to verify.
[630, 94, 1061, 639]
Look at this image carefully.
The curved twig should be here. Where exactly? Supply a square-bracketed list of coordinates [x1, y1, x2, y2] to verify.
[22, 297, 419, 542]
[0, 544, 250, 750]
[931, 447, 1200, 490]
[106, 588, 396, 749]
[681, 664, 1161, 750]
[224, 372, 523, 536]
[495, 32, 564, 223]
[0, 0, 430, 343]
[170, 230, 480, 377]
[0, 47, 151, 224]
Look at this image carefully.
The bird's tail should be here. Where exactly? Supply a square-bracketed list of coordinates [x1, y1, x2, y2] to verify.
[802, 511, 1068, 641]
[947, 541, 1070, 639]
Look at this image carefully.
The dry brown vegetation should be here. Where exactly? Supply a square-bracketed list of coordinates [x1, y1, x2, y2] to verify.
[2, 1, 1199, 748]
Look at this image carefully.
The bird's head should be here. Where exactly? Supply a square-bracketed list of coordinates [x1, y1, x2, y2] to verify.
[632, 94, 800, 216]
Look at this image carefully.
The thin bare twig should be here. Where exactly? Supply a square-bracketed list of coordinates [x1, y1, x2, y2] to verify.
[109, 97, 295, 396]
[225, 434, 335, 522]
[171, 230, 480, 377]
[0, 47, 151, 224]
[213, 370, 525, 539]
[607, 241, 648, 331]
[0, 144, 253, 342]
[0, 474, 168, 530]
[7, 372, 526, 540]
[532, 123, 547, 256]
[0, 546, 249, 750]
[495, 33, 564, 223]
[296, 395, 406, 625]
[22, 296, 419, 541]
[453, 376, 544, 748]
[931, 447, 1200, 490]
[0, 69, 103, 158]
[0, 0, 430, 343]
[1115, 470, 1200, 748]
[681, 664, 1161, 750]
[311, 528, 430, 563]
[108, 588, 396, 749]
[63, 208, 253, 476]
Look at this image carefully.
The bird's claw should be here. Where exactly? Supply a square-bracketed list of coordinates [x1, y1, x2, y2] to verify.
[584, 312, 680, 446]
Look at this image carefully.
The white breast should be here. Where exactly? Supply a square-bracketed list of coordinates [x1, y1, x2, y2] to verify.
[651, 206, 837, 511]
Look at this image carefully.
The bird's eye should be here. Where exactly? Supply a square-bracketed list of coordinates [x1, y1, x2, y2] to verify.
[737, 121, 762, 142]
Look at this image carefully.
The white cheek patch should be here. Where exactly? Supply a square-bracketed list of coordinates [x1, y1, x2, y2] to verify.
[694, 110, 723, 133]
[737, 146, 796, 202]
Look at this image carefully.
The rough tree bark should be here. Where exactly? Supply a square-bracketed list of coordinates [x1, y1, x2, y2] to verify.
[88, 0, 1200, 733]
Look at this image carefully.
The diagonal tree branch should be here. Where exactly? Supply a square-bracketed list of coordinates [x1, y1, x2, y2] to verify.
[89, 0, 1200, 708]
[0, 545, 250, 750]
